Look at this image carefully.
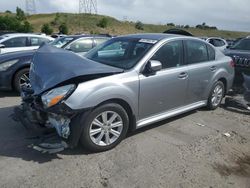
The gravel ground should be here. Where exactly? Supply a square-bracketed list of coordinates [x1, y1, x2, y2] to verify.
[0, 91, 249, 188]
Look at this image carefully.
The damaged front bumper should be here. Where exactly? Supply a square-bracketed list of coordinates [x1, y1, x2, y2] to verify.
[13, 87, 82, 153]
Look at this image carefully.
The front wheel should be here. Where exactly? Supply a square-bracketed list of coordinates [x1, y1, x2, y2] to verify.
[80, 103, 129, 152]
[13, 68, 30, 92]
[207, 81, 225, 110]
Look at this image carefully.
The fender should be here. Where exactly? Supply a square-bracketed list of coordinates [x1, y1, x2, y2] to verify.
[64, 71, 139, 117]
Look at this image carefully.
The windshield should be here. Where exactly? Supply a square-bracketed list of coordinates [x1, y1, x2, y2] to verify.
[85, 37, 155, 69]
[50, 37, 75, 48]
[231, 38, 250, 51]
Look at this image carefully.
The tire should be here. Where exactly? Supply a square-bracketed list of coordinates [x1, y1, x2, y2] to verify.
[80, 103, 129, 152]
[13, 68, 30, 92]
[207, 81, 225, 110]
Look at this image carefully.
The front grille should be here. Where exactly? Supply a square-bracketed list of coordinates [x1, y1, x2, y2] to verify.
[233, 56, 250, 68]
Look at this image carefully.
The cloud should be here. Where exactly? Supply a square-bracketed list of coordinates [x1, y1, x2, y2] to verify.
[0, 0, 249, 31]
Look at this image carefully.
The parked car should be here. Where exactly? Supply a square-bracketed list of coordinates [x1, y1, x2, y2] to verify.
[0, 33, 54, 54]
[0, 35, 110, 92]
[224, 37, 250, 86]
[201, 37, 228, 51]
[15, 34, 234, 153]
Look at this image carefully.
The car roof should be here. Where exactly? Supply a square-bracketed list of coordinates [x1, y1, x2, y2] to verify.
[118, 33, 190, 41]
[1, 33, 51, 38]
[62, 34, 111, 39]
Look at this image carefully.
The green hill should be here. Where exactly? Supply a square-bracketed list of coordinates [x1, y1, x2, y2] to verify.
[9, 13, 250, 38]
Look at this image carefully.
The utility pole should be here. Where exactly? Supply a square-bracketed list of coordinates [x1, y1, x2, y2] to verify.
[25, 0, 36, 15]
[79, 0, 97, 14]
[78, 0, 98, 33]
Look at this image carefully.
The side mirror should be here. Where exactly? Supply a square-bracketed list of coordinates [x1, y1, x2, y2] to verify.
[0, 44, 5, 48]
[148, 60, 162, 72]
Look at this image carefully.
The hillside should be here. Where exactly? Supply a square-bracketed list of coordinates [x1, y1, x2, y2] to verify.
[5, 12, 250, 38]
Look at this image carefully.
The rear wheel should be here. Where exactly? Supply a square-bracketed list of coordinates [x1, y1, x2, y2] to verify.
[80, 103, 129, 152]
[13, 68, 30, 92]
[207, 81, 225, 110]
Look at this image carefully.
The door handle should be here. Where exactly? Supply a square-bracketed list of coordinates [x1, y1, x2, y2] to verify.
[178, 72, 188, 79]
[210, 66, 217, 72]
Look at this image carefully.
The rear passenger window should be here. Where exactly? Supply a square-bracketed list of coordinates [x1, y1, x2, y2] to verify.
[207, 44, 215, 61]
[151, 40, 183, 69]
[186, 40, 208, 64]
[30, 37, 50, 46]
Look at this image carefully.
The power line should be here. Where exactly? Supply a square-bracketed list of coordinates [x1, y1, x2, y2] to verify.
[25, 0, 36, 15]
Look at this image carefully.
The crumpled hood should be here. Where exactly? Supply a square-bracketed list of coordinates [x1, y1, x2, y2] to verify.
[30, 44, 123, 95]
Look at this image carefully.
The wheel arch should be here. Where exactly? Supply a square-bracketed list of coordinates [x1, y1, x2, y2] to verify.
[218, 77, 227, 95]
[96, 98, 137, 132]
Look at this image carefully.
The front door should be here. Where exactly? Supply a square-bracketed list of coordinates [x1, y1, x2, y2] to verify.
[139, 40, 189, 120]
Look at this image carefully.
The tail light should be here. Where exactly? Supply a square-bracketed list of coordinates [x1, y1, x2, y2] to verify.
[230, 60, 235, 67]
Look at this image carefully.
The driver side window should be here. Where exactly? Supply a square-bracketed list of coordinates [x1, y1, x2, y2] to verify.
[151, 40, 183, 69]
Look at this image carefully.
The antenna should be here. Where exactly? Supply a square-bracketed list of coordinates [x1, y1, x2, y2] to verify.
[79, 0, 97, 14]
[25, 0, 36, 15]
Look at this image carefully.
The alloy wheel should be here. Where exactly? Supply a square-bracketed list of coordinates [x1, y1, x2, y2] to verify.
[211, 85, 223, 107]
[19, 72, 30, 88]
[89, 111, 123, 146]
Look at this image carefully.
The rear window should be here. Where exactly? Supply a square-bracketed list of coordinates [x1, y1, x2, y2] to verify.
[207, 44, 215, 60]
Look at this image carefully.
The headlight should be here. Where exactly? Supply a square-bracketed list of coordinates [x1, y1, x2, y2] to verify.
[41, 84, 75, 108]
[0, 59, 19, 71]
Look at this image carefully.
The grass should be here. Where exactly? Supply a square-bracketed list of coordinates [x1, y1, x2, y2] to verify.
[4, 12, 250, 38]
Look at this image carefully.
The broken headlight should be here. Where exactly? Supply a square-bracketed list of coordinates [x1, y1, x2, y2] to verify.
[41, 84, 75, 108]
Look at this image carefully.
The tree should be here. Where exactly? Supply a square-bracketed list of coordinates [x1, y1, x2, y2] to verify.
[5, 10, 12, 14]
[20, 21, 33, 32]
[184, 25, 190, 29]
[16, 7, 26, 21]
[167, 23, 175, 27]
[59, 23, 68, 34]
[41, 23, 53, 35]
[97, 18, 108, 28]
[135, 21, 144, 30]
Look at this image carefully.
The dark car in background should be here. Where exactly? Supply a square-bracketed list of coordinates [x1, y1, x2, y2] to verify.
[0, 35, 110, 92]
[224, 37, 250, 86]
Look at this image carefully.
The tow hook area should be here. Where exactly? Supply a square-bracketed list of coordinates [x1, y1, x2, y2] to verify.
[12, 106, 71, 154]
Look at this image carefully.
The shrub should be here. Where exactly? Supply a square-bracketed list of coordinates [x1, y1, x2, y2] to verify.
[135, 21, 144, 30]
[41, 23, 53, 35]
[59, 23, 68, 34]
[97, 18, 108, 28]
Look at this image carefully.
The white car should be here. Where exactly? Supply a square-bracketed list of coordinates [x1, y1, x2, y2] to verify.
[201, 37, 228, 52]
[0, 33, 54, 54]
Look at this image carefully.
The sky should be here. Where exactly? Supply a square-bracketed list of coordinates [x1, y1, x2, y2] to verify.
[0, 0, 249, 32]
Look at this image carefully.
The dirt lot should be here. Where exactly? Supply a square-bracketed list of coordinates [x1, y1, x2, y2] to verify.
[0, 91, 249, 188]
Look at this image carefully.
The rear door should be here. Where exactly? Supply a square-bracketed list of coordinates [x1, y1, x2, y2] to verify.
[1, 37, 29, 54]
[184, 39, 216, 104]
[139, 40, 189, 120]
[28, 36, 51, 50]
